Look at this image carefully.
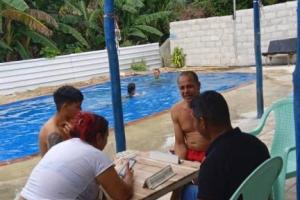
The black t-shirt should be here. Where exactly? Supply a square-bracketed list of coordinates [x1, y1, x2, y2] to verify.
[197, 127, 270, 200]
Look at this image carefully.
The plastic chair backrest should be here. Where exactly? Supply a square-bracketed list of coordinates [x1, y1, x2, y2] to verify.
[269, 98, 295, 157]
[230, 157, 283, 200]
[249, 98, 295, 200]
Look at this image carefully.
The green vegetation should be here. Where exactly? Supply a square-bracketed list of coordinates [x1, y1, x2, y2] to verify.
[130, 59, 147, 71]
[0, 0, 293, 62]
[171, 47, 185, 68]
[40, 46, 61, 58]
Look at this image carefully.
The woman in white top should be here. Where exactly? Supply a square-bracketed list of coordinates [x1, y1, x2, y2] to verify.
[20, 111, 134, 200]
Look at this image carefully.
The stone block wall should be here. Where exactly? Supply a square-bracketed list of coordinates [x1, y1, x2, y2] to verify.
[170, 1, 297, 66]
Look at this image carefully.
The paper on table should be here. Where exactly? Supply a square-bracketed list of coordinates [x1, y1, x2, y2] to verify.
[148, 151, 181, 164]
[143, 165, 176, 189]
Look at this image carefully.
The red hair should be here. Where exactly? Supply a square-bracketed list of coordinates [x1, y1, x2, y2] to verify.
[70, 111, 108, 145]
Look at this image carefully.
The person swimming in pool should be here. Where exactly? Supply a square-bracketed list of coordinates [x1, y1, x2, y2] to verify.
[153, 68, 160, 79]
[127, 83, 136, 98]
[38, 85, 84, 157]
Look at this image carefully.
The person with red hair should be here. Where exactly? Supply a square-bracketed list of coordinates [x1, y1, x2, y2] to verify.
[20, 111, 134, 200]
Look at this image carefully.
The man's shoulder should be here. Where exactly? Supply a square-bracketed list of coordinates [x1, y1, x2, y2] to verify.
[208, 129, 267, 154]
[171, 101, 185, 112]
[40, 117, 57, 135]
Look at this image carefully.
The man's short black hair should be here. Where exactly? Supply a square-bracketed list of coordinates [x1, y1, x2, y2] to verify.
[190, 90, 231, 126]
[127, 83, 136, 96]
[53, 85, 84, 111]
[177, 71, 201, 88]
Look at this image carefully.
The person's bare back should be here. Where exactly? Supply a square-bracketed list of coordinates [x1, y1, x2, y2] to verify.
[39, 116, 72, 156]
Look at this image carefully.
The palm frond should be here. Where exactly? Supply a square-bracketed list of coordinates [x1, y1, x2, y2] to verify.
[84, 21, 99, 32]
[127, 0, 144, 8]
[27, 9, 58, 28]
[87, 0, 99, 9]
[0, 12, 3, 33]
[88, 9, 101, 24]
[79, 0, 88, 20]
[58, 23, 90, 48]
[14, 41, 30, 59]
[23, 30, 58, 50]
[63, 0, 82, 16]
[134, 25, 162, 36]
[128, 28, 147, 39]
[0, 40, 13, 51]
[1, 9, 53, 36]
[60, 15, 81, 25]
[1, 0, 29, 11]
[122, 5, 138, 14]
[135, 11, 171, 25]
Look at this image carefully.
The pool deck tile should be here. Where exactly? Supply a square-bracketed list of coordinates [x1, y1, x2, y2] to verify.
[0, 65, 296, 200]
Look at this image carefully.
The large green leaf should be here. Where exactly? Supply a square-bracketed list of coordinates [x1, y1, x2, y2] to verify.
[23, 30, 58, 50]
[58, 23, 90, 48]
[27, 9, 58, 28]
[64, 0, 82, 16]
[1, 9, 53, 36]
[1, 0, 29, 11]
[14, 40, 30, 59]
[121, 5, 138, 14]
[128, 28, 147, 40]
[88, 9, 101, 24]
[127, 0, 144, 8]
[135, 11, 171, 25]
[60, 15, 81, 25]
[134, 25, 162, 36]
[0, 12, 2, 33]
[79, 0, 88, 20]
[0, 40, 13, 51]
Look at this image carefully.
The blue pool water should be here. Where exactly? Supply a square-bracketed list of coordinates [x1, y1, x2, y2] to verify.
[0, 72, 255, 162]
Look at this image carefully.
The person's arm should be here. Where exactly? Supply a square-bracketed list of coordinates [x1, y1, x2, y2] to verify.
[38, 127, 48, 157]
[171, 108, 187, 159]
[96, 165, 134, 200]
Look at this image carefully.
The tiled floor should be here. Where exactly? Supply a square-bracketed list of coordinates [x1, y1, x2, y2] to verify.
[0, 65, 296, 199]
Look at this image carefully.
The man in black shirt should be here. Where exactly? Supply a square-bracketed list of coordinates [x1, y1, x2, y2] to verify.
[182, 90, 270, 200]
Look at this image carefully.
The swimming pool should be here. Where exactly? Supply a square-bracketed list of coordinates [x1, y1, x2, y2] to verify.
[0, 72, 255, 162]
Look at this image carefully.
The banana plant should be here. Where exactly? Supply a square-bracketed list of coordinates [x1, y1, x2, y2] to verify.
[113, 0, 170, 45]
[171, 47, 186, 68]
[57, 0, 105, 50]
[0, 0, 58, 61]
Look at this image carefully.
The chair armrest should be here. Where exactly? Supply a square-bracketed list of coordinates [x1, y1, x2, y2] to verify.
[283, 146, 296, 158]
[248, 107, 272, 136]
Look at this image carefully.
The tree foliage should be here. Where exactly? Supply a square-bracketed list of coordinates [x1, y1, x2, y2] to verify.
[0, 0, 294, 62]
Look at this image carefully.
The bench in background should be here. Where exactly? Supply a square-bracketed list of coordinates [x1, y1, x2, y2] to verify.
[262, 38, 297, 66]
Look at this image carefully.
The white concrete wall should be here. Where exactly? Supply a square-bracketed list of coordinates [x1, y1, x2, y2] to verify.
[0, 43, 161, 95]
[170, 1, 297, 66]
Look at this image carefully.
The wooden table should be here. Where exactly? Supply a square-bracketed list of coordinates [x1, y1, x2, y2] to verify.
[115, 151, 200, 200]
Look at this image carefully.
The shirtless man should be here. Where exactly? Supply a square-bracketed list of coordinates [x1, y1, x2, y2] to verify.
[171, 71, 210, 162]
[39, 85, 84, 156]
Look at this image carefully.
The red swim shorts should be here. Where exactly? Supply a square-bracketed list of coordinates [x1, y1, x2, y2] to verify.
[186, 149, 205, 162]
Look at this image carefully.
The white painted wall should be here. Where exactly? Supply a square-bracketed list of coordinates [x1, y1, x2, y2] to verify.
[0, 43, 161, 95]
[170, 1, 297, 66]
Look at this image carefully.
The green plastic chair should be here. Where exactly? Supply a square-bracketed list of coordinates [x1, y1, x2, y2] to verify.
[249, 98, 296, 200]
[230, 157, 283, 200]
